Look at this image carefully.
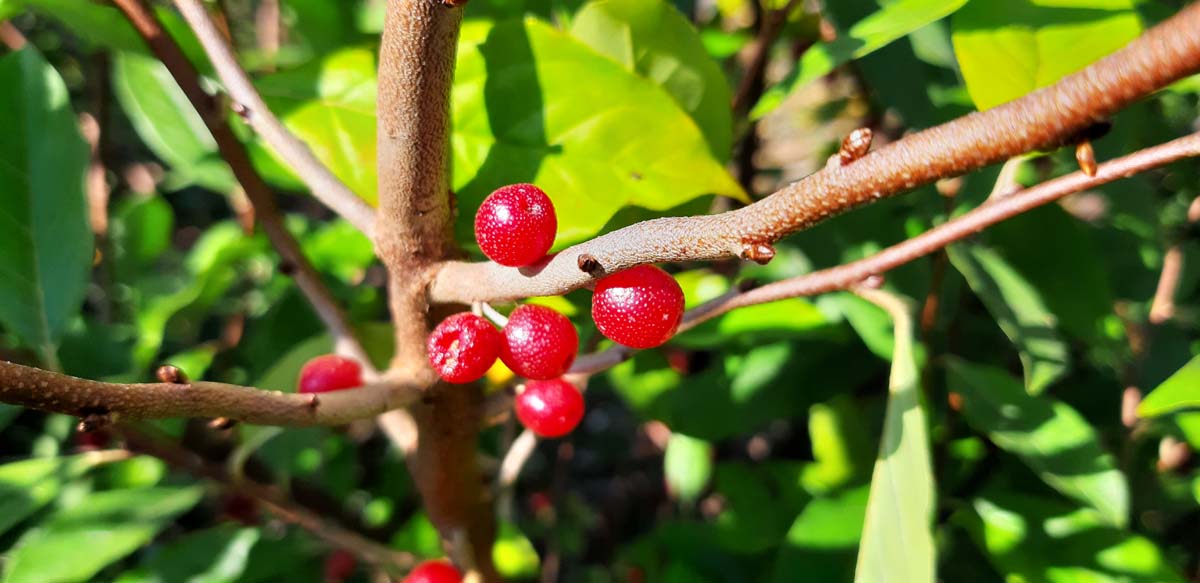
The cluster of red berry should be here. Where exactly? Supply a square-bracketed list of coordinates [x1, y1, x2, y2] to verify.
[294, 184, 686, 440]
[427, 184, 686, 438]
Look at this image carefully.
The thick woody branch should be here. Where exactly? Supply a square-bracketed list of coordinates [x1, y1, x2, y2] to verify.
[0, 360, 419, 426]
[430, 3, 1200, 304]
[171, 0, 376, 237]
[375, 1, 498, 579]
[564, 131, 1200, 377]
[113, 0, 373, 370]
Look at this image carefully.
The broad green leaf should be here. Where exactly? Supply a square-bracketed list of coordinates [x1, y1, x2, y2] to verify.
[948, 243, 1069, 394]
[112, 52, 235, 193]
[711, 463, 792, 554]
[947, 359, 1129, 526]
[751, 0, 968, 118]
[254, 48, 378, 205]
[673, 298, 835, 349]
[854, 294, 935, 583]
[571, 0, 733, 158]
[493, 521, 540, 579]
[664, 433, 713, 503]
[3, 0, 204, 61]
[0, 454, 109, 537]
[114, 526, 264, 583]
[959, 494, 1185, 583]
[452, 19, 745, 248]
[801, 398, 873, 495]
[951, 0, 1143, 110]
[3, 486, 204, 583]
[771, 487, 869, 582]
[0, 48, 92, 357]
[1138, 355, 1200, 417]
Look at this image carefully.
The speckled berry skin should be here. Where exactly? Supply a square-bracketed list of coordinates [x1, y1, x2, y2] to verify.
[402, 560, 462, 583]
[298, 355, 363, 394]
[427, 313, 502, 383]
[500, 305, 578, 380]
[592, 265, 685, 349]
[474, 184, 557, 267]
[516, 378, 585, 438]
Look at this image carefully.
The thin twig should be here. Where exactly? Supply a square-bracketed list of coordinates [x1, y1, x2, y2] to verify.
[0, 20, 26, 50]
[120, 427, 414, 574]
[112, 0, 375, 373]
[731, 0, 801, 113]
[0, 360, 419, 426]
[171, 0, 376, 236]
[1149, 193, 1199, 324]
[430, 4, 1200, 304]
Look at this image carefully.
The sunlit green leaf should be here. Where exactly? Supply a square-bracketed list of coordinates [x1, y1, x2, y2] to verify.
[0, 454, 108, 537]
[752, 0, 968, 118]
[948, 243, 1069, 394]
[801, 398, 873, 495]
[4, 486, 204, 583]
[771, 487, 869, 582]
[0, 48, 92, 359]
[1138, 355, 1200, 418]
[951, 0, 1142, 110]
[112, 52, 235, 193]
[664, 433, 713, 503]
[854, 293, 935, 583]
[493, 521, 540, 579]
[959, 494, 1184, 583]
[114, 526, 262, 583]
[452, 18, 745, 248]
[571, 0, 733, 157]
[947, 359, 1129, 526]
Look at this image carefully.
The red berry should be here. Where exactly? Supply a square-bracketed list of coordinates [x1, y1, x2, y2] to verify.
[403, 560, 462, 583]
[500, 305, 578, 380]
[591, 265, 685, 349]
[427, 313, 502, 383]
[474, 183, 557, 267]
[323, 549, 357, 583]
[298, 355, 363, 394]
[515, 378, 585, 438]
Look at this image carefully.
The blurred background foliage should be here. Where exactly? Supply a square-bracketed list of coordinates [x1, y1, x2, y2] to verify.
[0, 0, 1197, 581]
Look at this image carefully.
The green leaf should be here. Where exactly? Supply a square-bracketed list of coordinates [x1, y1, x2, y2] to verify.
[112, 52, 235, 193]
[673, 298, 835, 349]
[0, 48, 93, 357]
[6, 0, 205, 61]
[571, 0, 733, 158]
[771, 487, 869, 582]
[947, 359, 1129, 526]
[253, 48, 379, 205]
[114, 526, 263, 583]
[493, 521, 540, 579]
[751, 0, 968, 118]
[3, 486, 203, 583]
[854, 294, 935, 583]
[0, 454, 107, 537]
[664, 433, 714, 503]
[800, 397, 873, 495]
[951, 0, 1143, 110]
[948, 243, 1069, 394]
[1138, 355, 1200, 417]
[452, 19, 745, 248]
[255, 323, 394, 391]
[959, 494, 1185, 583]
[711, 463, 792, 554]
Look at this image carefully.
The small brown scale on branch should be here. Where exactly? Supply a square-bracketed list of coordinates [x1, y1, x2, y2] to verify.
[838, 128, 873, 166]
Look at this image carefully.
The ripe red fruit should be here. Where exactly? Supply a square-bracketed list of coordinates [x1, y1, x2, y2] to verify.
[591, 265, 685, 349]
[427, 313, 503, 383]
[298, 355, 363, 394]
[323, 549, 357, 583]
[403, 560, 463, 583]
[474, 183, 557, 267]
[516, 378, 585, 438]
[500, 305, 578, 380]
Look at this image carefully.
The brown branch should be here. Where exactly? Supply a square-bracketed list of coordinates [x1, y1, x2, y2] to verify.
[374, 1, 498, 579]
[429, 3, 1200, 305]
[119, 427, 415, 574]
[0, 360, 419, 425]
[562, 131, 1200, 378]
[113, 0, 374, 371]
[170, 0, 376, 236]
[1149, 193, 1199, 324]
